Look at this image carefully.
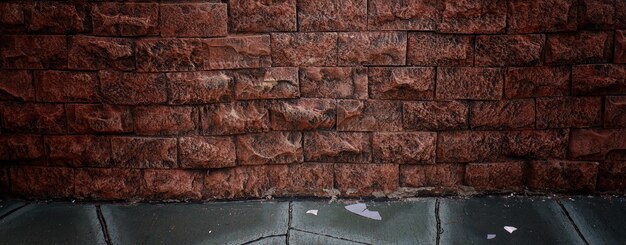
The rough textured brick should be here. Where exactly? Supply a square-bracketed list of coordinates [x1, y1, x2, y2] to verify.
[304, 131, 371, 163]
[503, 129, 569, 159]
[407, 32, 474, 66]
[236, 132, 303, 165]
[233, 67, 299, 100]
[24, 2, 86, 33]
[569, 129, 626, 160]
[618, 0, 626, 28]
[160, 3, 227, 37]
[438, 0, 506, 34]
[179, 136, 235, 169]
[300, 67, 367, 99]
[605, 96, 626, 128]
[403, 101, 469, 130]
[99, 71, 167, 105]
[372, 132, 436, 164]
[230, 0, 296, 32]
[142, 169, 203, 200]
[475, 35, 545, 66]
[505, 66, 570, 98]
[0, 3, 24, 28]
[269, 163, 333, 196]
[45, 135, 111, 167]
[0, 167, 7, 193]
[167, 71, 233, 104]
[617, 30, 626, 63]
[11, 166, 74, 198]
[0, 135, 44, 161]
[338, 32, 407, 66]
[465, 162, 525, 191]
[469, 99, 535, 129]
[206, 35, 271, 70]
[578, 0, 615, 29]
[337, 100, 402, 131]
[368, 0, 439, 30]
[68, 36, 135, 71]
[91, 3, 158, 36]
[436, 67, 503, 100]
[204, 166, 271, 199]
[111, 137, 177, 169]
[437, 131, 503, 163]
[75, 168, 142, 199]
[0, 102, 66, 134]
[35, 71, 99, 102]
[67, 104, 133, 134]
[368, 67, 435, 100]
[270, 99, 336, 130]
[529, 161, 598, 192]
[271, 33, 338, 66]
[598, 161, 626, 191]
[507, 0, 577, 33]
[400, 164, 464, 187]
[202, 101, 269, 135]
[133, 106, 198, 135]
[545, 31, 613, 64]
[136, 38, 209, 72]
[0, 70, 34, 101]
[334, 163, 398, 197]
[536, 97, 601, 128]
[572, 64, 626, 95]
[0, 35, 67, 69]
[298, 0, 366, 31]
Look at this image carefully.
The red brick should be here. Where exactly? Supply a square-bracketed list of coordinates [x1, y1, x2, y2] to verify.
[338, 32, 407, 66]
[35, 71, 99, 102]
[578, 0, 615, 29]
[111, 137, 177, 169]
[605, 96, 626, 128]
[68, 36, 135, 71]
[133, 106, 198, 136]
[0, 70, 34, 101]
[179, 136, 236, 169]
[300, 67, 368, 99]
[407, 32, 474, 66]
[0, 3, 23, 26]
[545, 31, 613, 64]
[598, 161, 626, 191]
[507, 0, 577, 33]
[270, 99, 336, 130]
[142, 169, 203, 200]
[24, 2, 86, 33]
[67, 104, 133, 134]
[436, 67, 503, 100]
[230, 0, 296, 32]
[136, 38, 209, 72]
[0, 167, 7, 193]
[11, 166, 74, 198]
[233, 67, 299, 100]
[75, 168, 142, 200]
[304, 131, 371, 163]
[465, 162, 525, 192]
[368, 67, 435, 100]
[437, 131, 503, 163]
[0, 35, 67, 69]
[334, 163, 398, 197]
[400, 164, 464, 187]
[298, 0, 366, 31]
[616, 30, 626, 63]
[166, 71, 233, 104]
[368, 0, 439, 30]
[45, 135, 110, 167]
[271, 33, 338, 66]
[237, 132, 302, 165]
[618, 0, 626, 28]
[205, 35, 271, 70]
[475, 34, 545, 66]
[0, 135, 44, 161]
[269, 163, 333, 196]
[536, 97, 601, 129]
[201, 101, 269, 135]
[99, 71, 167, 105]
[505, 66, 570, 98]
[529, 160, 598, 192]
[572, 64, 626, 95]
[503, 129, 569, 159]
[469, 99, 535, 130]
[0, 102, 66, 134]
[204, 166, 271, 199]
[569, 129, 626, 160]
[337, 100, 402, 131]
[91, 3, 158, 36]
[160, 3, 226, 37]
[403, 101, 469, 130]
[438, 0, 506, 34]
[373, 132, 436, 164]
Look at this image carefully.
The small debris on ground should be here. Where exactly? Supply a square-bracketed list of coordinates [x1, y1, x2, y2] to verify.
[306, 209, 318, 216]
[345, 203, 382, 220]
[487, 234, 496, 239]
[504, 226, 517, 234]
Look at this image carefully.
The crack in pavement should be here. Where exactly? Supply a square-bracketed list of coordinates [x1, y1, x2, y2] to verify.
[0, 203, 28, 221]
[557, 200, 590, 245]
[290, 227, 372, 245]
[286, 201, 293, 245]
[240, 234, 287, 245]
[435, 198, 441, 245]
[96, 205, 113, 245]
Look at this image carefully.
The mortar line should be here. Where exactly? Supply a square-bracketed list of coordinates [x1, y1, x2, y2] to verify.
[557, 200, 590, 245]
[96, 205, 113, 245]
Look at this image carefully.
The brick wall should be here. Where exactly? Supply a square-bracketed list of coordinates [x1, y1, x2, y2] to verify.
[0, 0, 625, 200]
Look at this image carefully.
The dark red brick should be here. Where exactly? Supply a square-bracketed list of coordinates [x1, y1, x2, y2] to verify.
[300, 67, 368, 99]
[505, 66, 570, 98]
[436, 67, 503, 100]
[403, 101, 469, 130]
[503, 129, 569, 159]
[44, 135, 111, 167]
[0, 3, 24, 26]
[569, 129, 626, 160]
[167, 71, 233, 104]
[465, 162, 525, 192]
[438, 0, 506, 34]
[335, 163, 398, 197]
[75, 168, 141, 200]
[368, 0, 439, 30]
[35, 71, 99, 102]
[407, 32, 474, 66]
[304, 131, 371, 163]
[536, 97, 601, 128]
[67, 104, 133, 134]
[99, 71, 167, 105]
[578, 0, 615, 29]
[0, 70, 34, 101]
[616, 30, 626, 63]
[24, 2, 86, 33]
[598, 161, 626, 191]
[204, 166, 271, 199]
[0, 135, 44, 161]
[0, 167, 7, 193]
[111, 137, 177, 169]
[475, 34, 545, 66]
[572, 64, 626, 95]
[0, 35, 67, 69]
[236, 132, 303, 165]
[233, 67, 299, 100]
[605, 96, 626, 128]
[545, 31, 613, 64]
[507, 0, 577, 33]
[202, 101, 269, 135]
[269, 163, 333, 196]
[400, 164, 464, 187]
[230, 0, 296, 32]
[338, 32, 407, 66]
[270, 99, 336, 130]
[298, 0, 366, 31]
[160, 3, 227, 37]
[91, 3, 158, 36]
[68, 36, 135, 71]
[368, 67, 434, 100]
[11, 166, 74, 198]
[179, 136, 236, 169]
[437, 131, 503, 163]
[469, 99, 535, 129]
[142, 169, 203, 200]
[271, 33, 338, 66]
[373, 132, 436, 164]
[337, 100, 402, 131]
[529, 160, 598, 192]
[205, 35, 271, 70]
[132, 106, 198, 136]
[0, 102, 66, 134]
[136, 38, 209, 72]
[618, 0, 626, 28]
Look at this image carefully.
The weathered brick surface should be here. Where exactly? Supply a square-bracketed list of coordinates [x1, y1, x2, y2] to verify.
[403, 101, 468, 130]
[545, 31, 613, 64]
[437, 131, 503, 163]
[572, 64, 626, 95]
[372, 132, 436, 164]
[470, 99, 535, 130]
[167, 71, 234, 104]
[338, 32, 407, 66]
[605, 96, 626, 128]
[300, 67, 367, 99]
[136, 38, 209, 72]
[179, 136, 235, 169]
[304, 131, 371, 163]
[475, 35, 545, 66]
[400, 164, 464, 187]
[111, 137, 177, 169]
[536, 97, 602, 128]
[204, 166, 271, 199]
[271, 33, 338, 67]
[35, 71, 99, 102]
[269, 163, 333, 196]
[337, 100, 402, 131]
[67, 104, 133, 134]
[569, 129, 626, 160]
[505, 66, 570, 98]
[270, 99, 336, 130]
[529, 161, 599, 192]
[368, 0, 439, 30]
[335, 163, 398, 197]
[75, 168, 142, 199]
[91, 3, 159, 36]
[132, 106, 198, 135]
[0, 70, 34, 101]
[236, 132, 302, 165]
[45, 135, 111, 167]
[0, 102, 66, 134]
[407, 32, 474, 66]
[0, 167, 8, 193]
[100, 71, 167, 105]
[142, 169, 203, 200]
[598, 161, 626, 191]
[68, 36, 135, 71]
[1, 35, 67, 69]
[205, 35, 271, 70]
[11, 166, 74, 198]
[616, 30, 626, 63]
[507, 0, 577, 33]
[368, 67, 435, 100]
[503, 129, 569, 159]
[230, 0, 296, 32]
[438, 0, 506, 34]
[466, 162, 525, 192]
[160, 3, 227, 37]
[298, 0, 367, 31]
[0, 135, 44, 161]
[578, 0, 615, 29]
[202, 101, 269, 135]
[436, 67, 503, 100]
[233, 68, 299, 100]
[24, 2, 86, 33]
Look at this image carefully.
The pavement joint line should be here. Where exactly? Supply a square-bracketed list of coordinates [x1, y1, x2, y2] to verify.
[96, 205, 113, 245]
[0, 203, 28, 221]
[289, 227, 372, 245]
[286, 201, 293, 245]
[556, 200, 590, 245]
[435, 198, 441, 245]
[239, 234, 286, 245]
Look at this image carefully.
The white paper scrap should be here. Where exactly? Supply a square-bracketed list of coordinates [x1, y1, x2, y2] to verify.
[306, 209, 318, 215]
[345, 203, 382, 220]
[504, 226, 517, 233]
[487, 234, 496, 239]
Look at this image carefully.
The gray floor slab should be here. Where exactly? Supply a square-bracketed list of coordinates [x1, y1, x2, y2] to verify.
[0, 200, 25, 217]
[288, 229, 364, 245]
[561, 197, 626, 245]
[290, 199, 437, 245]
[0, 203, 105, 245]
[440, 197, 585, 245]
[247, 235, 286, 245]
[101, 201, 289, 245]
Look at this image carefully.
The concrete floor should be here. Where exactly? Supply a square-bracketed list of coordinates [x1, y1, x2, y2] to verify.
[0, 196, 625, 245]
